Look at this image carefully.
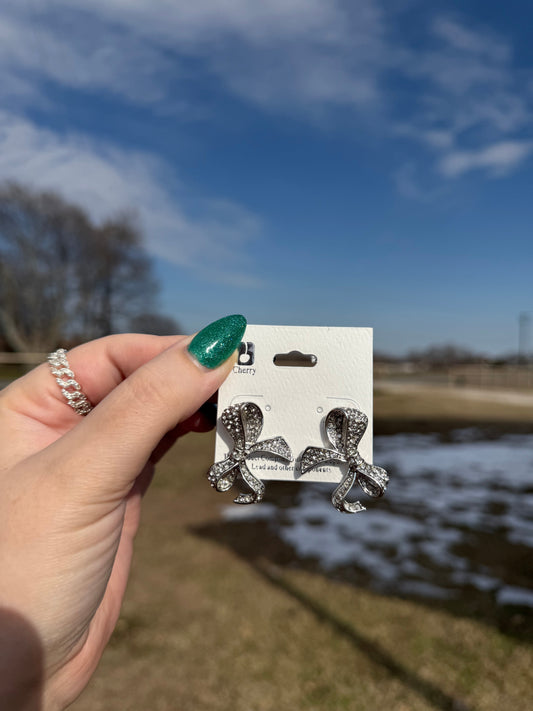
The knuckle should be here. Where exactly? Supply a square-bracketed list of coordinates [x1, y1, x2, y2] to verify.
[124, 363, 171, 414]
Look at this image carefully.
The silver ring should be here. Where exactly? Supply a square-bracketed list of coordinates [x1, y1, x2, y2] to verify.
[47, 348, 93, 416]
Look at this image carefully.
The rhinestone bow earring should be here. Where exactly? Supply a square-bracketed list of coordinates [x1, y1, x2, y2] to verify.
[208, 402, 293, 504]
[300, 407, 389, 513]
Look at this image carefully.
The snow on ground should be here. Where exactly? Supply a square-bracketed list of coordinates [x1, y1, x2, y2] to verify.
[222, 431, 533, 608]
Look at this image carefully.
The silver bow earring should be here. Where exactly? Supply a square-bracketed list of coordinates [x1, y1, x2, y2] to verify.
[208, 402, 293, 505]
[300, 407, 389, 513]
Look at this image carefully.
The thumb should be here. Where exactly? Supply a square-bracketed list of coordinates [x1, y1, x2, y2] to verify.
[51, 314, 245, 503]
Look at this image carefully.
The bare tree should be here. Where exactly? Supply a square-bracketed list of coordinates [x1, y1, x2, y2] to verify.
[0, 182, 158, 351]
[408, 343, 483, 367]
[129, 312, 181, 336]
[77, 214, 157, 340]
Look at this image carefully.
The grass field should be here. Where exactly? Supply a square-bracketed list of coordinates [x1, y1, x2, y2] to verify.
[72, 385, 533, 711]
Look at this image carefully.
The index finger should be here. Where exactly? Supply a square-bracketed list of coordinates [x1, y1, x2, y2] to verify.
[2, 334, 184, 428]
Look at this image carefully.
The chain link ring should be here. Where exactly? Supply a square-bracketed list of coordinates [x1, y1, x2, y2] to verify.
[47, 348, 93, 416]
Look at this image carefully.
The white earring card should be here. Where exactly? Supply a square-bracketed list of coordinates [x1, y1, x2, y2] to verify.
[215, 325, 373, 484]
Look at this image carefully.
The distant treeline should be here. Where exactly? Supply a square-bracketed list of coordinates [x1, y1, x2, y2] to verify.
[375, 344, 532, 367]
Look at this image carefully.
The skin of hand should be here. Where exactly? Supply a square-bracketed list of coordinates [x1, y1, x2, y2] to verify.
[0, 332, 237, 710]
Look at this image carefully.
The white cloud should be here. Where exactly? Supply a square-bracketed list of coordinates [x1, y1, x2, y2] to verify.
[0, 2, 532, 200]
[412, 17, 513, 100]
[402, 20, 527, 135]
[395, 125, 455, 150]
[421, 130, 455, 150]
[438, 140, 533, 178]
[395, 14, 533, 190]
[393, 162, 449, 202]
[0, 9, 176, 106]
[0, 111, 261, 285]
[393, 162, 425, 200]
[432, 17, 510, 64]
[1, 3, 530, 142]
[0, 1, 384, 114]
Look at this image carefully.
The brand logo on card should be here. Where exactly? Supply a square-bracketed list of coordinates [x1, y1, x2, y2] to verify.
[234, 341, 256, 374]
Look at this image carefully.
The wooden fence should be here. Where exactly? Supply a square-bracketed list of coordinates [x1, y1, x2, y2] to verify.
[375, 362, 533, 390]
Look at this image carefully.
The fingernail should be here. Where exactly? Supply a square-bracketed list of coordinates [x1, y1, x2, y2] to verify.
[188, 314, 247, 369]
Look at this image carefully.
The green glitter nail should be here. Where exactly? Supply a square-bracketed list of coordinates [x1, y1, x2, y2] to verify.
[188, 314, 247, 369]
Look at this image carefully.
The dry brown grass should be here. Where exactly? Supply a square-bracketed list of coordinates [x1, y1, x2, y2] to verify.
[72, 389, 533, 711]
[375, 382, 533, 422]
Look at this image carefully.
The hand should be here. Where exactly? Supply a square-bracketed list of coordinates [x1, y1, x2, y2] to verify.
[0, 315, 245, 710]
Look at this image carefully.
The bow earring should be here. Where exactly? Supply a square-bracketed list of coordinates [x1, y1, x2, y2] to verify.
[301, 407, 389, 513]
[208, 402, 293, 504]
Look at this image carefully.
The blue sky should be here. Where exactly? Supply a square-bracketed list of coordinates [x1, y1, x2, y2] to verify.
[1, 1, 532, 355]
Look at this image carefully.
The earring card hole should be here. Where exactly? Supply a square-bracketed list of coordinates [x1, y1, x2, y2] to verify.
[273, 350, 317, 367]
